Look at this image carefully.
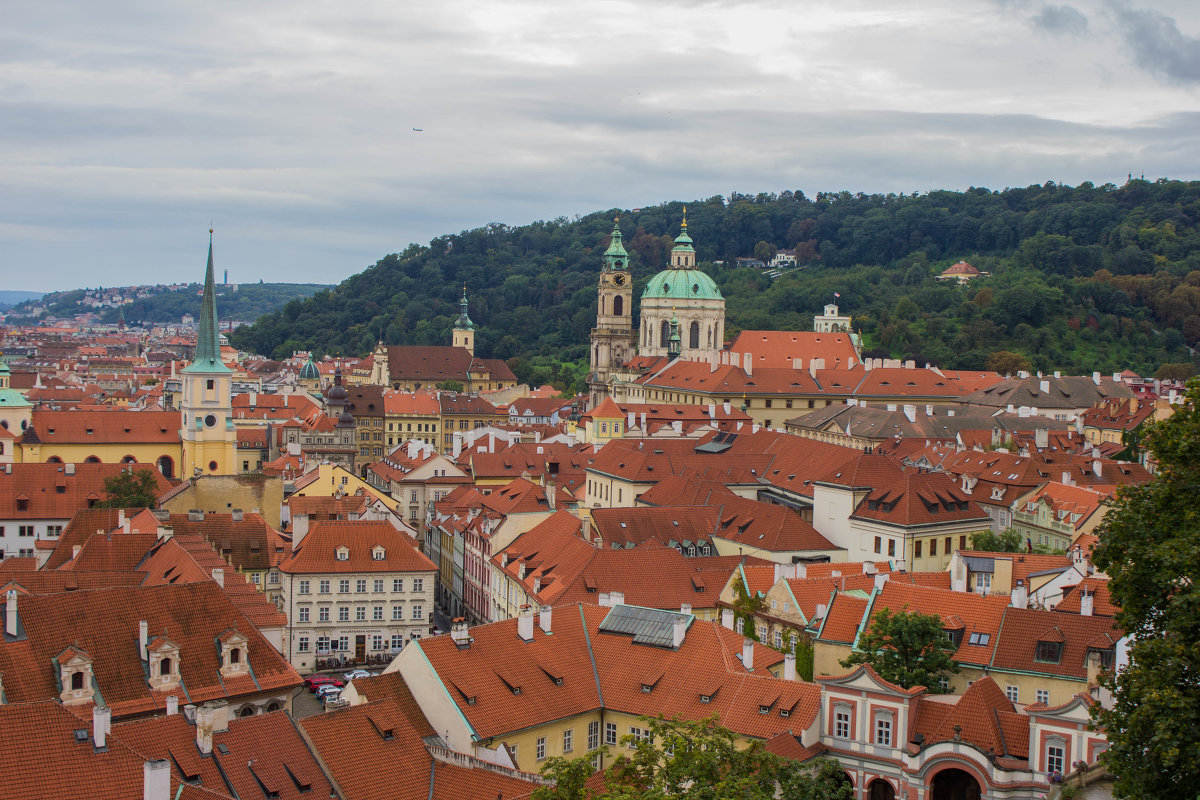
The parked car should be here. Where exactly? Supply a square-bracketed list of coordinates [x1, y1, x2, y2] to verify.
[304, 674, 344, 692]
[315, 685, 342, 703]
[344, 669, 375, 681]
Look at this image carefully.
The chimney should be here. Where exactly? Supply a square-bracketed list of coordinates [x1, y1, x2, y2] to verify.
[533, 575, 542, 594]
[741, 638, 754, 671]
[539, 605, 553, 634]
[143, 760, 170, 800]
[92, 706, 111, 749]
[925, 405, 934, 417]
[545, 480, 556, 511]
[138, 620, 148, 661]
[451, 618, 471, 648]
[5, 589, 17, 637]
[640, 412, 646, 431]
[1092, 371, 1101, 386]
[783, 652, 796, 681]
[118, 509, 126, 529]
[862, 562, 877, 575]
[816, 602, 827, 619]
[212, 568, 225, 588]
[1086, 650, 1103, 687]
[231, 508, 243, 522]
[1080, 589, 1094, 617]
[188, 509, 203, 522]
[1039, 379, 1050, 394]
[72, 544, 82, 559]
[166, 696, 179, 716]
[795, 564, 806, 579]
[672, 616, 688, 648]
[195, 704, 215, 754]
[680, 602, 692, 615]
[874, 573, 890, 592]
[723, 400, 731, 415]
[1035, 428, 1048, 449]
[517, 604, 535, 642]
[720, 608, 734, 629]
[1092, 460, 1102, 478]
[598, 592, 610, 607]
[744, 357, 752, 376]
[708, 403, 716, 419]
[1011, 580, 1028, 609]
[628, 411, 636, 429]
[609, 591, 624, 607]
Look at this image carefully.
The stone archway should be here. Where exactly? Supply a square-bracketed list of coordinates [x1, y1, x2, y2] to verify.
[930, 767, 981, 800]
[867, 778, 896, 800]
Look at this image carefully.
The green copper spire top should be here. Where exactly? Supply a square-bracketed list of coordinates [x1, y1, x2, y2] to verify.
[454, 285, 475, 331]
[184, 229, 232, 374]
[672, 207, 694, 252]
[603, 217, 629, 271]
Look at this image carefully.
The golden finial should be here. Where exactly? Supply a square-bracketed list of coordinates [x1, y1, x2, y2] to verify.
[682, 206, 688, 226]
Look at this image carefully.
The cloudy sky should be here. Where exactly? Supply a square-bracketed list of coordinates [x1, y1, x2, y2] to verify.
[4, 0, 1199, 293]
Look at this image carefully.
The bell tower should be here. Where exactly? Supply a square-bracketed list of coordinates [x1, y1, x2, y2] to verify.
[589, 218, 636, 405]
[180, 230, 236, 477]
[452, 286, 476, 357]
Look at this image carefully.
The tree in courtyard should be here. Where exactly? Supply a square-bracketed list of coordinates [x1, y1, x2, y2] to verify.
[534, 716, 853, 800]
[840, 606, 959, 693]
[101, 469, 160, 508]
[969, 528, 1023, 553]
[1091, 379, 1200, 797]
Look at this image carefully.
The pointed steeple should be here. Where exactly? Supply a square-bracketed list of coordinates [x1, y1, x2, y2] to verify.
[184, 230, 231, 374]
[669, 209, 695, 268]
[454, 285, 475, 331]
[603, 217, 628, 271]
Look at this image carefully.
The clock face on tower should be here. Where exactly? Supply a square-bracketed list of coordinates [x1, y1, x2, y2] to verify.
[613, 273, 626, 286]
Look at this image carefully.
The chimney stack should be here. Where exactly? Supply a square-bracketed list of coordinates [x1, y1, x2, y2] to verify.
[741, 638, 754, 671]
[138, 620, 149, 661]
[212, 568, 224, 588]
[166, 696, 179, 716]
[451, 618, 471, 648]
[231, 508, 243, 522]
[1011, 580, 1028, 609]
[783, 652, 796, 681]
[5, 590, 17, 637]
[539, 605, 553, 635]
[517, 604, 535, 642]
[720, 608, 734, 629]
[195, 704, 215, 754]
[680, 603, 692, 615]
[143, 760, 170, 800]
[1080, 589, 1094, 617]
[672, 616, 688, 649]
[93, 706, 111, 749]
[609, 591, 624, 607]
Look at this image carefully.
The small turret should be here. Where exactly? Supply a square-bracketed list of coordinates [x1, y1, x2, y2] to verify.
[667, 314, 681, 360]
[452, 286, 476, 356]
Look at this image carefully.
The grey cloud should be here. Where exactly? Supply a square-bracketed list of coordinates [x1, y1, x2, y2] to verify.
[1032, 5, 1088, 35]
[1107, 1, 1200, 83]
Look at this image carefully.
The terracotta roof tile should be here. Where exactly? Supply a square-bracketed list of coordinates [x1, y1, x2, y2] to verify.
[0, 463, 173, 519]
[280, 520, 436, 575]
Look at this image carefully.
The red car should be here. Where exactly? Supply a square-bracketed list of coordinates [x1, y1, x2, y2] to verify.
[304, 674, 344, 692]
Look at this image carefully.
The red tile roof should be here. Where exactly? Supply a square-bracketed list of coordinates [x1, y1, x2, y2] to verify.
[727, 330, 861, 370]
[865, 582, 1010, 666]
[0, 463, 173, 519]
[989, 606, 1122, 680]
[26, 409, 180, 443]
[280, 520, 436, 575]
[1055, 577, 1116, 616]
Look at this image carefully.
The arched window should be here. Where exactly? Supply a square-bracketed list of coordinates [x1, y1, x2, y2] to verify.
[160, 657, 172, 677]
[266, 702, 281, 713]
[660, 321, 670, 348]
[230, 648, 241, 664]
[46, 455, 63, 463]
[239, 706, 255, 717]
[156, 455, 174, 479]
[121, 455, 137, 464]
[71, 671, 84, 690]
[84, 456, 101, 464]
[689, 322, 700, 349]
[613, 295, 624, 316]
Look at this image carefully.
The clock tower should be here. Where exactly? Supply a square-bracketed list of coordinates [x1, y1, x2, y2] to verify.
[588, 218, 636, 406]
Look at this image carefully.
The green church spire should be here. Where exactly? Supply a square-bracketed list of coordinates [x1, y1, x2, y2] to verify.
[454, 285, 475, 331]
[184, 229, 231, 374]
[603, 217, 628, 271]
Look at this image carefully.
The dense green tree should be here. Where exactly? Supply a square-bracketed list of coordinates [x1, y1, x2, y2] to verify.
[985, 350, 1031, 375]
[101, 469, 160, 508]
[1091, 380, 1200, 797]
[969, 528, 1024, 553]
[535, 716, 853, 800]
[840, 606, 959, 692]
[1155, 362, 1196, 381]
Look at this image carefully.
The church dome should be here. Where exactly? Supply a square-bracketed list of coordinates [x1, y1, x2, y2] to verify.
[326, 383, 347, 403]
[299, 358, 320, 380]
[338, 410, 355, 427]
[641, 268, 723, 301]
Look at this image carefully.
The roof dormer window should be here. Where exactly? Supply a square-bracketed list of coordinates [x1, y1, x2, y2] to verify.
[1035, 640, 1063, 663]
[336, 546, 350, 561]
[372, 546, 386, 560]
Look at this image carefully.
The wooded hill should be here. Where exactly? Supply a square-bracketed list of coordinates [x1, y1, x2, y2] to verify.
[231, 179, 1200, 391]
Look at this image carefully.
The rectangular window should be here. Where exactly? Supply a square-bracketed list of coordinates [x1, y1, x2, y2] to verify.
[914, 540, 922, 558]
[19, 526, 34, 537]
[316, 635, 331, 653]
[1036, 688, 1050, 704]
[887, 539, 896, 557]
[298, 636, 309, 652]
[1047, 742, 1064, 774]
[373, 605, 384, 621]
[338, 635, 349, 652]
[605, 722, 617, 745]
[874, 536, 881, 554]
[834, 708, 851, 739]
[773, 630, 783, 649]
[338, 607, 350, 622]
[356, 579, 367, 593]
[960, 535, 968, 550]
[563, 729, 573, 753]
[391, 634, 405, 651]
[413, 578, 424, 593]
[945, 536, 952, 554]
[393, 578, 404, 592]
[298, 607, 310, 623]
[412, 605, 423, 620]
[588, 721, 600, 750]
[339, 579, 350, 593]
[536, 737, 546, 760]
[1006, 685, 1019, 702]
[392, 605, 405, 620]
[628, 727, 647, 748]
[976, 573, 992, 594]
[374, 579, 384, 593]
[1035, 641, 1063, 663]
[372, 634, 384, 651]
[318, 606, 330, 622]
[930, 539, 937, 556]
[874, 715, 892, 746]
[298, 579, 311, 594]
[355, 606, 366, 621]
[319, 580, 330, 594]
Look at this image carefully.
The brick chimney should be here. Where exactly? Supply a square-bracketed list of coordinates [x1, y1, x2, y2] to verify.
[5, 589, 17, 637]
[143, 760, 170, 800]
[92, 706, 110, 749]
[517, 605, 534, 642]
[741, 638, 754, 671]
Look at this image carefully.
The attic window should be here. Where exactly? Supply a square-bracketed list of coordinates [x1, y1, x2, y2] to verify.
[700, 694, 711, 703]
[968, 632, 990, 646]
[1035, 640, 1063, 663]
[336, 547, 349, 561]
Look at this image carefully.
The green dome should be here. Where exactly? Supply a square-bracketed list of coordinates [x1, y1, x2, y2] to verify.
[641, 268, 723, 301]
[299, 357, 320, 380]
